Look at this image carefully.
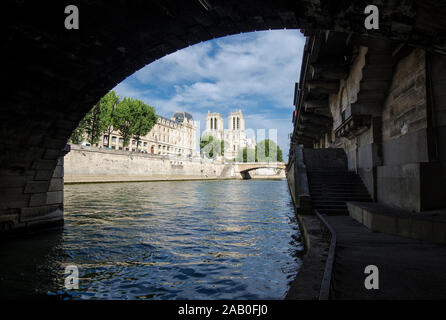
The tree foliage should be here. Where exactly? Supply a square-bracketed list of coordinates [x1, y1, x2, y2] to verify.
[102, 91, 120, 147]
[236, 140, 283, 162]
[70, 91, 157, 149]
[102, 97, 157, 148]
[200, 135, 224, 159]
[129, 99, 157, 149]
[70, 90, 119, 145]
[236, 147, 256, 162]
[256, 139, 283, 162]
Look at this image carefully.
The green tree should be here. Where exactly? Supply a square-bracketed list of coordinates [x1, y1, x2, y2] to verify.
[236, 147, 256, 162]
[81, 91, 121, 145]
[113, 98, 133, 147]
[113, 97, 157, 149]
[200, 135, 224, 159]
[101, 91, 120, 147]
[256, 139, 283, 162]
[131, 100, 157, 150]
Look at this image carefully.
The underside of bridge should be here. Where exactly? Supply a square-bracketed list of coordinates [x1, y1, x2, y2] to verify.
[2, 0, 446, 234]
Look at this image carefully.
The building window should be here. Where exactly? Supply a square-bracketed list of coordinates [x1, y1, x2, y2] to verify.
[112, 136, 117, 143]
[119, 138, 123, 144]
[151, 145, 155, 154]
[144, 142, 147, 147]
[233, 117, 235, 130]
[237, 117, 240, 130]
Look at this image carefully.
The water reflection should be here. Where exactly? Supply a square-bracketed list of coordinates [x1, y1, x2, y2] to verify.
[0, 179, 303, 299]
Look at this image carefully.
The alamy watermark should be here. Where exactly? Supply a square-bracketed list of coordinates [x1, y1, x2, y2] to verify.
[64, 265, 79, 290]
[64, 5, 79, 30]
[65, 5, 379, 31]
[200, 127, 280, 163]
[364, 5, 379, 30]
[364, 265, 379, 290]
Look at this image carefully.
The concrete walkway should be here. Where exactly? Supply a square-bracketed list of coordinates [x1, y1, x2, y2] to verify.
[325, 215, 446, 299]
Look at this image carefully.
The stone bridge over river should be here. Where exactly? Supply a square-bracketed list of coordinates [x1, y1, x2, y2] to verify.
[235, 162, 286, 179]
[2, 0, 446, 234]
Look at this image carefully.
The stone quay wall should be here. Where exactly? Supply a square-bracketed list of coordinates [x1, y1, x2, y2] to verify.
[64, 144, 235, 183]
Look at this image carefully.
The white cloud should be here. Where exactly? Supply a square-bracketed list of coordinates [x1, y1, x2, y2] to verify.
[113, 29, 305, 156]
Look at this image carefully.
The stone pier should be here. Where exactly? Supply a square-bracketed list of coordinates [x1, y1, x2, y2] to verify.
[0, 145, 70, 234]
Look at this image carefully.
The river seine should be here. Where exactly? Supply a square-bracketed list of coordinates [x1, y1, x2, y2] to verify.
[0, 179, 303, 299]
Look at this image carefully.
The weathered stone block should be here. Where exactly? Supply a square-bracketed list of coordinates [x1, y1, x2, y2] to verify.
[347, 202, 363, 223]
[31, 159, 58, 171]
[410, 219, 434, 242]
[46, 191, 63, 205]
[0, 175, 27, 188]
[43, 138, 68, 150]
[432, 222, 446, 244]
[24, 181, 49, 194]
[363, 209, 372, 229]
[43, 148, 62, 160]
[20, 204, 59, 220]
[52, 165, 63, 178]
[396, 216, 412, 238]
[34, 170, 54, 181]
[29, 193, 48, 207]
[370, 213, 398, 235]
[48, 178, 63, 192]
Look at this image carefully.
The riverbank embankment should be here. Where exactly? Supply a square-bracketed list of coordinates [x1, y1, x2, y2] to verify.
[64, 145, 285, 184]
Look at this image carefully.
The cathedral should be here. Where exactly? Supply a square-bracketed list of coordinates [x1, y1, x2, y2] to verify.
[204, 110, 256, 160]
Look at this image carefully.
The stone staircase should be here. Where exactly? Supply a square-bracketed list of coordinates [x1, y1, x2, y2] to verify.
[303, 148, 373, 215]
[308, 170, 373, 215]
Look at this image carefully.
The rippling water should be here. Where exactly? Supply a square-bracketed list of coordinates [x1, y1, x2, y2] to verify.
[0, 179, 303, 299]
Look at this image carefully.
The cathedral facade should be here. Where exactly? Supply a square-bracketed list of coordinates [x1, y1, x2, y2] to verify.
[204, 110, 256, 160]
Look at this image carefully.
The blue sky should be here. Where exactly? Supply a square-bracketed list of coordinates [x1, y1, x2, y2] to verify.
[113, 29, 305, 158]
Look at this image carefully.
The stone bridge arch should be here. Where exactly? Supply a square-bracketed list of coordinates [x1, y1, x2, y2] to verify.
[236, 162, 286, 179]
[2, 0, 446, 233]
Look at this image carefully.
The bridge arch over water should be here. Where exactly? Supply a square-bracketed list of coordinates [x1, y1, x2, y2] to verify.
[2, 1, 446, 233]
[235, 162, 286, 179]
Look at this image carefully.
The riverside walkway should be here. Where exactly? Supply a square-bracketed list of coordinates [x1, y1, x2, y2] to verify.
[326, 215, 446, 299]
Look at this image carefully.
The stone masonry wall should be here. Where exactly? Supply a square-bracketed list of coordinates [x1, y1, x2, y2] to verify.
[64, 145, 231, 181]
[0, 148, 67, 235]
[377, 48, 429, 211]
[381, 48, 428, 163]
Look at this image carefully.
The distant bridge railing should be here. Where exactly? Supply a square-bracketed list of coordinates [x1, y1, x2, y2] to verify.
[234, 162, 286, 172]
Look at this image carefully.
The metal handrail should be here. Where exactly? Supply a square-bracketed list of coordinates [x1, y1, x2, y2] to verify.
[314, 209, 337, 300]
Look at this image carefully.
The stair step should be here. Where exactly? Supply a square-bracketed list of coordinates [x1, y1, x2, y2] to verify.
[306, 163, 372, 217]
[313, 204, 347, 209]
[312, 197, 372, 202]
[315, 208, 349, 215]
[312, 200, 353, 205]
[310, 183, 365, 187]
[310, 189, 370, 193]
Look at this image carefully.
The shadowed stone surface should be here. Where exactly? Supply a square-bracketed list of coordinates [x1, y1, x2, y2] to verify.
[3, 1, 446, 231]
[327, 216, 446, 299]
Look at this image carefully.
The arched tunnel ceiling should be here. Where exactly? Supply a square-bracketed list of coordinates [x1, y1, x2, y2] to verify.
[3, 0, 446, 168]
